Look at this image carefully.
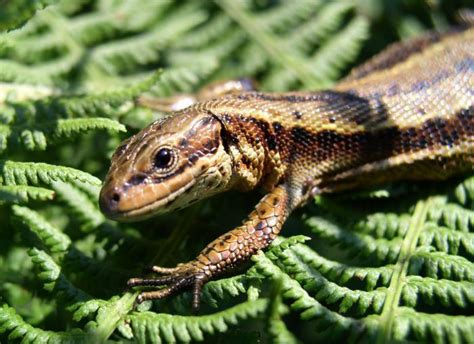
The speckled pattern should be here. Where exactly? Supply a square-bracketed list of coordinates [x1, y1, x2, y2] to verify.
[100, 27, 473, 310]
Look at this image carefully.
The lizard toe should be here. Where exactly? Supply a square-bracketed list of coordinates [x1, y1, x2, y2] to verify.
[128, 263, 208, 311]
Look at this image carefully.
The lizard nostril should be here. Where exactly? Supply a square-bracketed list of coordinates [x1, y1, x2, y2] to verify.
[111, 193, 120, 204]
[99, 189, 122, 218]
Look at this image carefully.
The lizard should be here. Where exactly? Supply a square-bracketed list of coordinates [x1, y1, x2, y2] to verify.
[99, 25, 473, 311]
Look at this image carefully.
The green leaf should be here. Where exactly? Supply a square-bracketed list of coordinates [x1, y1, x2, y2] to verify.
[0, 0, 59, 31]
[127, 299, 269, 343]
[12, 205, 71, 253]
[0, 160, 101, 186]
[0, 303, 88, 343]
[0, 185, 54, 203]
[6, 117, 125, 151]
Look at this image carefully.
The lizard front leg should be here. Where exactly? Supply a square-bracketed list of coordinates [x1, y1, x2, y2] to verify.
[127, 184, 291, 311]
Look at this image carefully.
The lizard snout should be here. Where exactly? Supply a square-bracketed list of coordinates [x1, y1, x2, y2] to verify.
[99, 186, 122, 219]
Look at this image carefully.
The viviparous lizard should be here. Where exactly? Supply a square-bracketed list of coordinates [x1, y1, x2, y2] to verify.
[99, 26, 473, 310]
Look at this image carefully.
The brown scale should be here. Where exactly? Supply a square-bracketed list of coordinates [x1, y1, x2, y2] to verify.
[100, 26, 474, 311]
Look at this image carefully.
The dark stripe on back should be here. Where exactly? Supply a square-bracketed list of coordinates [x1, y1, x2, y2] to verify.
[284, 109, 472, 171]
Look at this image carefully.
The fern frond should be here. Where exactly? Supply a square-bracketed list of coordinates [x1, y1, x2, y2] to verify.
[0, 59, 57, 85]
[257, 0, 322, 31]
[418, 223, 474, 256]
[402, 276, 473, 309]
[10, 1, 169, 60]
[305, 216, 402, 263]
[217, 0, 323, 89]
[267, 282, 299, 344]
[148, 63, 219, 97]
[29, 248, 91, 309]
[0, 69, 161, 137]
[392, 307, 474, 343]
[268, 317, 299, 344]
[9, 117, 125, 151]
[22, 69, 161, 119]
[308, 16, 370, 83]
[287, 2, 353, 52]
[268, 239, 386, 316]
[52, 181, 105, 232]
[453, 176, 474, 207]
[0, 185, 54, 203]
[201, 275, 248, 308]
[0, 0, 58, 31]
[355, 213, 411, 240]
[0, 304, 87, 343]
[174, 14, 233, 49]
[409, 251, 474, 281]
[262, 13, 369, 90]
[51, 117, 125, 138]
[0, 160, 101, 186]
[12, 205, 70, 253]
[127, 298, 268, 343]
[251, 251, 365, 341]
[0, 125, 9, 152]
[72, 298, 111, 322]
[89, 5, 206, 76]
[69, 179, 101, 200]
[286, 243, 394, 290]
[428, 202, 474, 232]
[1, 8, 84, 85]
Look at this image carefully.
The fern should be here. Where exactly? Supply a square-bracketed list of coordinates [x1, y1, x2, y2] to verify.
[0, 160, 101, 186]
[12, 205, 71, 253]
[0, 0, 59, 31]
[0, 185, 54, 204]
[3, 117, 125, 151]
[0, 304, 88, 344]
[0, 1, 472, 343]
[128, 299, 268, 343]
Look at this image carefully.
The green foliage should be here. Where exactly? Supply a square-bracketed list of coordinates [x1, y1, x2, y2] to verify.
[0, 185, 54, 204]
[0, 0, 60, 31]
[0, 160, 101, 186]
[0, 0, 472, 343]
[128, 299, 269, 343]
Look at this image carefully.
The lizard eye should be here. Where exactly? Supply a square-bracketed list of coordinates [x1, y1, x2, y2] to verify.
[154, 147, 175, 169]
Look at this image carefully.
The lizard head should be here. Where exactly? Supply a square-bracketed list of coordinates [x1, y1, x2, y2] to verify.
[99, 110, 234, 221]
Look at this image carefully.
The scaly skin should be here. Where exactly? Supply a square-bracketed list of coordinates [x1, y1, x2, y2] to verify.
[99, 26, 473, 311]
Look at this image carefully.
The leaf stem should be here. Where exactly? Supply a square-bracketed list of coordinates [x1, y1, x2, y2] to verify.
[88, 293, 137, 344]
[376, 197, 432, 343]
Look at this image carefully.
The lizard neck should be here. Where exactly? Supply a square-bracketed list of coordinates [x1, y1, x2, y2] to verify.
[207, 109, 287, 192]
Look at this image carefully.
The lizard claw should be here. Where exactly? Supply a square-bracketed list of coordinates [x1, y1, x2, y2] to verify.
[127, 263, 207, 312]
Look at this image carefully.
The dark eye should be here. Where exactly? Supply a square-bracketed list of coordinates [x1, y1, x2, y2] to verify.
[154, 148, 174, 169]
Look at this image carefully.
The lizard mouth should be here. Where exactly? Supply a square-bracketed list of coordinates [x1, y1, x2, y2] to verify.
[100, 173, 198, 222]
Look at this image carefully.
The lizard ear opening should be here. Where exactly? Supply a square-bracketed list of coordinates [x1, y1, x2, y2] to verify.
[219, 124, 234, 155]
[207, 111, 235, 155]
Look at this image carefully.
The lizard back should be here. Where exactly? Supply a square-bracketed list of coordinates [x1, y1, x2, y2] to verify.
[197, 26, 473, 195]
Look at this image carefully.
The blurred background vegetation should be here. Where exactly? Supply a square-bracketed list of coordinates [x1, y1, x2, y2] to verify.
[0, 0, 472, 343]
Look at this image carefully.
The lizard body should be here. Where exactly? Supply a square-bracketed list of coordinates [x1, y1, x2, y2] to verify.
[99, 26, 473, 310]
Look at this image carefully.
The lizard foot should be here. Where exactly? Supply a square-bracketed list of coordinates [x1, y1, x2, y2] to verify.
[127, 263, 207, 312]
